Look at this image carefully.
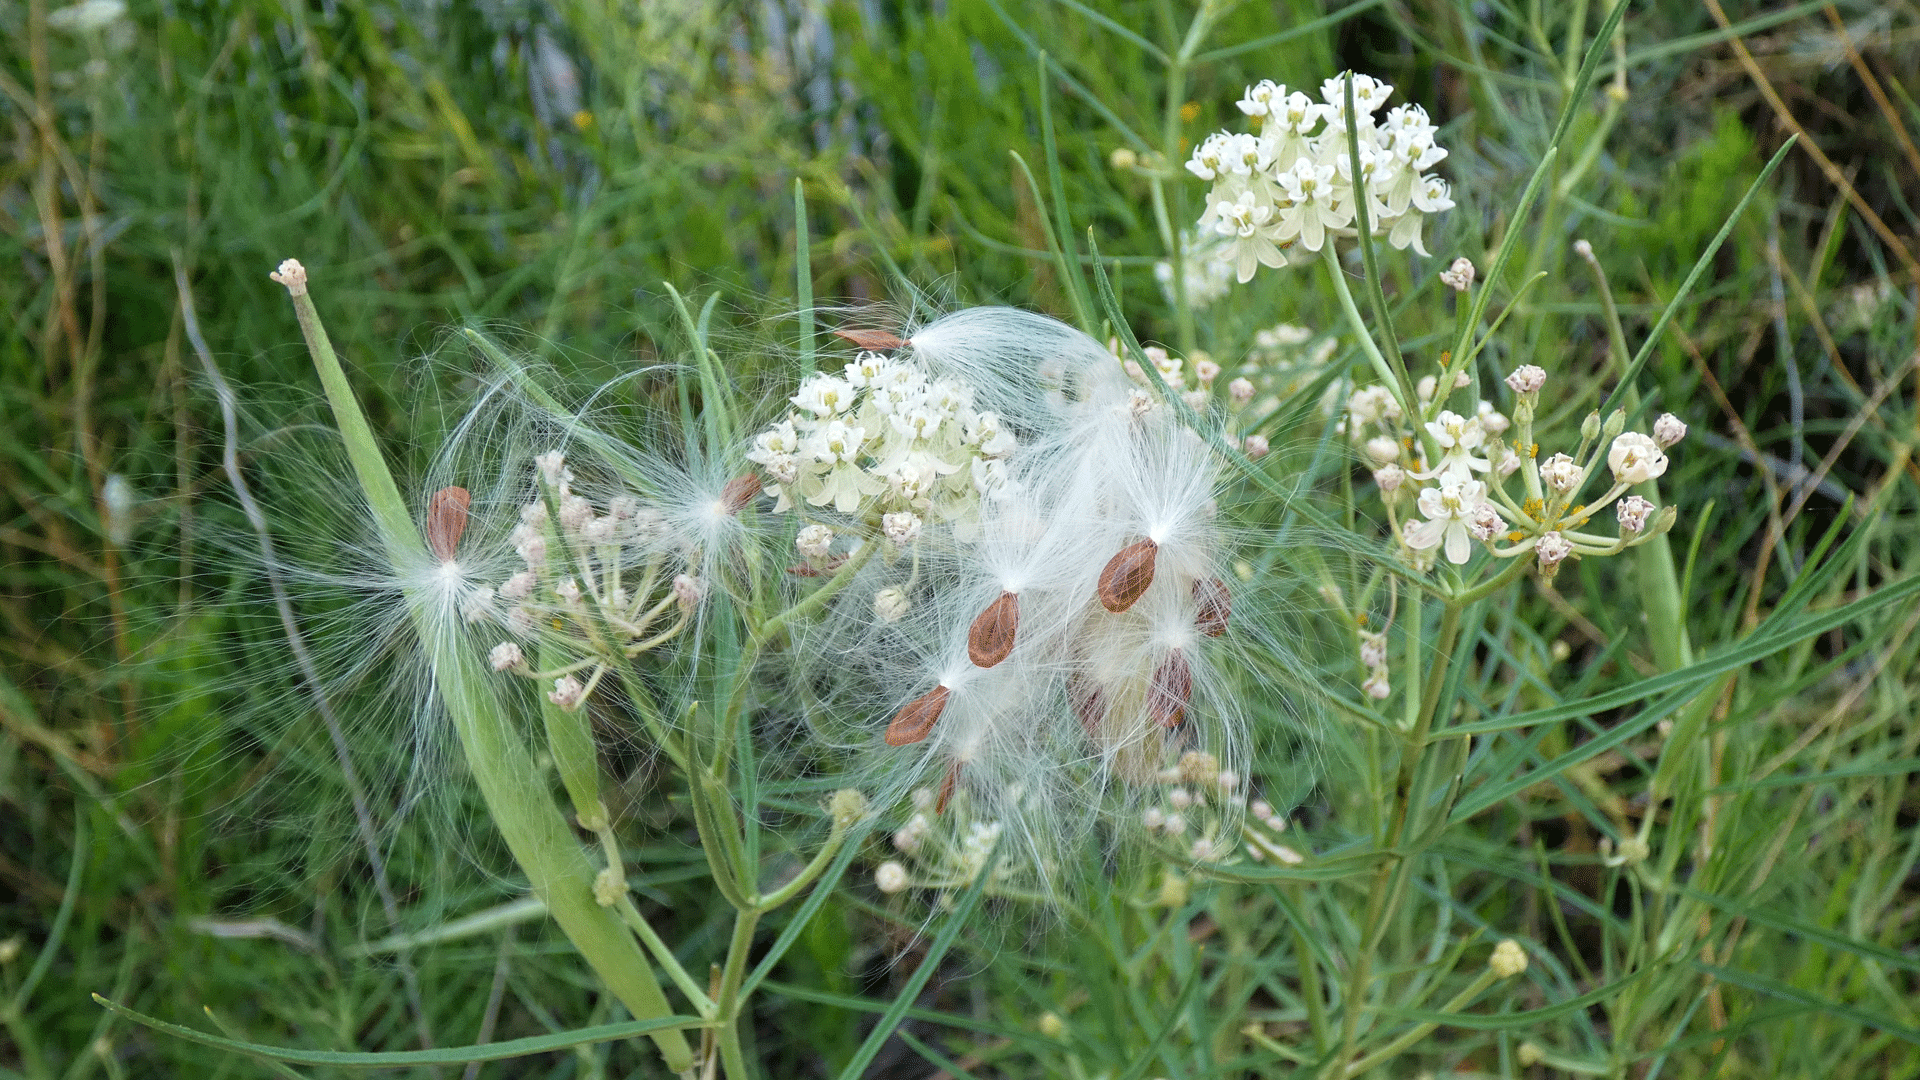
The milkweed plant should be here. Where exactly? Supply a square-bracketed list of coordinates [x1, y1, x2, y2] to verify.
[131, 3, 1886, 1076]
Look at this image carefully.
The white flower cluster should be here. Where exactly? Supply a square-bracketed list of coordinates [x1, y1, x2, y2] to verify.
[747, 351, 1017, 523]
[1187, 73, 1453, 282]
[1154, 230, 1238, 309]
[471, 449, 721, 711]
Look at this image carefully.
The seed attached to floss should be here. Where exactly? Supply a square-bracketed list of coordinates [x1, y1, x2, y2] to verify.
[968, 590, 1020, 667]
[426, 486, 472, 561]
[885, 684, 950, 746]
[830, 327, 908, 351]
[1193, 577, 1231, 637]
[1147, 649, 1192, 729]
[936, 760, 962, 814]
[1098, 537, 1159, 612]
[720, 474, 763, 514]
[1067, 672, 1103, 738]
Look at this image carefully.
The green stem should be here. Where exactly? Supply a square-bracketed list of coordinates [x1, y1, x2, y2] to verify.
[714, 908, 763, 1080]
[283, 277, 695, 1074]
[1341, 968, 1503, 1076]
[1322, 245, 1414, 422]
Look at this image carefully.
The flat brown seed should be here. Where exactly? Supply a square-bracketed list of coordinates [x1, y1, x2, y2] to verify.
[1193, 577, 1231, 637]
[935, 760, 962, 815]
[426, 487, 471, 561]
[831, 327, 908, 351]
[720, 473, 763, 514]
[967, 590, 1020, 667]
[885, 684, 949, 746]
[1097, 538, 1159, 613]
[1147, 648, 1192, 729]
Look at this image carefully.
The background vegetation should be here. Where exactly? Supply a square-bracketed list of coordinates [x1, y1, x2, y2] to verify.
[3, 0, 1917, 1076]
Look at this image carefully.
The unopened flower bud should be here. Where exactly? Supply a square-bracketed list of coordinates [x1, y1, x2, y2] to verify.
[795, 523, 834, 560]
[1243, 434, 1269, 459]
[1653, 412, 1687, 448]
[1580, 411, 1602, 441]
[1601, 408, 1627, 441]
[1572, 238, 1594, 260]
[1489, 939, 1528, 978]
[1540, 452, 1581, 494]
[535, 450, 568, 487]
[1505, 364, 1545, 395]
[1441, 257, 1476, 292]
[548, 675, 585, 709]
[489, 642, 524, 671]
[1038, 1012, 1067, 1038]
[1194, 356, 1221, 383]
[269, 258, 308, 296]
[1157, 870, 1188, 907]
[1227, 377, 1255, 407]
[875, 861, 909, 894]
[672, 573, 704, 613]
[829, 788, 868, 828]
[1361, 666, 1391, 700]
[1110, 146, 1138, 170]
[882, 511, 923, 545]
[1616, 494, 1655, 533]
[501, 571, 535, 600]
[1358, 630, 1387, 669]
[1373, 463, 1406, 494]
[1168, 787, 1193, 811]
[1365, 435, 1400, 465]
[873, 587, 911, 623]
[558, 494, 592, 532]
[1417, 374, 1437, 402]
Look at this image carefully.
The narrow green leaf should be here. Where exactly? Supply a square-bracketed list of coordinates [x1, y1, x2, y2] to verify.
[1692, 963, 1920, 1045]
[1379, 966, 1651, 1030]
[795, 178, 816, 378]
[1037, 56, 1097, 333]
[91, 996, 706, 1068]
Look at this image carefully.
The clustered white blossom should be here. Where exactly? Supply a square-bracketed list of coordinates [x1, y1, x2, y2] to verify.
[1155, 230, 1238, 309]
[1336, 356, 1689, 700]
[1187, 73, 1453, 283]
[470, 449, 716, 712]
[747, 351, 1017, 523]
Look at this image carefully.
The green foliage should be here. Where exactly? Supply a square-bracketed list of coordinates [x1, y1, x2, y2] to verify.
[4, 1, 1918, 1078]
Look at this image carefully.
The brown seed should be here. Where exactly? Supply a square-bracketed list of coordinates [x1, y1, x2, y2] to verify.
[1147, 648, 1192, 729]
[967, 590, 1020, 667]
[719, 473, 763, 514]
[1067, 672, 1103, 738]
[1097, 538, 1159, 613]
[885, 684, 949, 746]
[831, 327, 908, 351]
[426, 486, 471, 561]
[935, 760, 962, 815]
[1193, 577, 1231, 637]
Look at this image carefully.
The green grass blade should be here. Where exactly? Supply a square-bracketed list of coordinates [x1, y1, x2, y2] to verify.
[90, 996, 706, 1068]
[1037, 56, 1097, 333]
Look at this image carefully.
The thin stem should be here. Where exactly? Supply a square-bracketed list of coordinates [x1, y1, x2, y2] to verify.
[1322, 245, 1411, 419]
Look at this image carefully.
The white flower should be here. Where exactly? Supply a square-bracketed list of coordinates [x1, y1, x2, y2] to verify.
[558, 494, 593, 532]
[1348, 385, 1401, 427]
[500, 571, 535, 600]
[1228, 378, 1255, 406]
[795, 524, 834, 560]
[1186, 132, 1231, 181]
[1607, 432, 1669, 485]
[489, 642, 524, 671]
[875, 861, 910, 894]
[1440, 257, 1476, 292]
[48, 0, 127, 33]
[535, 450, 568, 487]
[1476, 401, 1510, 436]
[1208, 187, 1288, 283]
[882, 511, 923, 545]
[1272, 158, 1348, 252]
[1404, 478, 1488, 564]
[792, 375, 856, 418]
[1616, 495, 1655, 533]
[1365, 435, 1401, 465]
[548, 675, 585, 709]
[963, 411, 1017, 457]
[843, 351, 892, 387]
[972, 457, 1015, 499]
[553, 577, 583, 607]
[1373, 463, 1406, 493]
[1236, 79, 1283, 116]
[1653, 413, 1688, 448]
[1536, 531, 1573, 567]
[1421, 410, 1489, 482]
[1505, 365, 1545, 395]
[1243, 434, 1270, 459]
[873, 587, 911, 623]
[1540, 452, 1582, 494]
[1193, 357, 1222, 383]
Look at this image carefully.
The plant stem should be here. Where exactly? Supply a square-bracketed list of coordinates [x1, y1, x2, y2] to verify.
[1322, 245, 1414, 421]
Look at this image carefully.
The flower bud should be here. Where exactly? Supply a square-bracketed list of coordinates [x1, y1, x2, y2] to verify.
[795, 523, 834, 560]
[1227, 377, 1255, 407]
[1243, 434, 1270, 459]
[1601, 408, 1627, 441]
[1373, 463, 1406, 494]
[548, 675, 585, 709]
[489, 642, 525, 671]
[1361, 667, 1391, 700]
[875, 861, 909, 894]
[1580, 411, 1602, 442]
[829, 788, 868, 828]
[1535, 531, 1572, 568]
[1365, 435, 1400, 465]
[1489, 939, 1528, 978]
[873, 586, 911, 623]
[1653, 412, 1687, 448]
